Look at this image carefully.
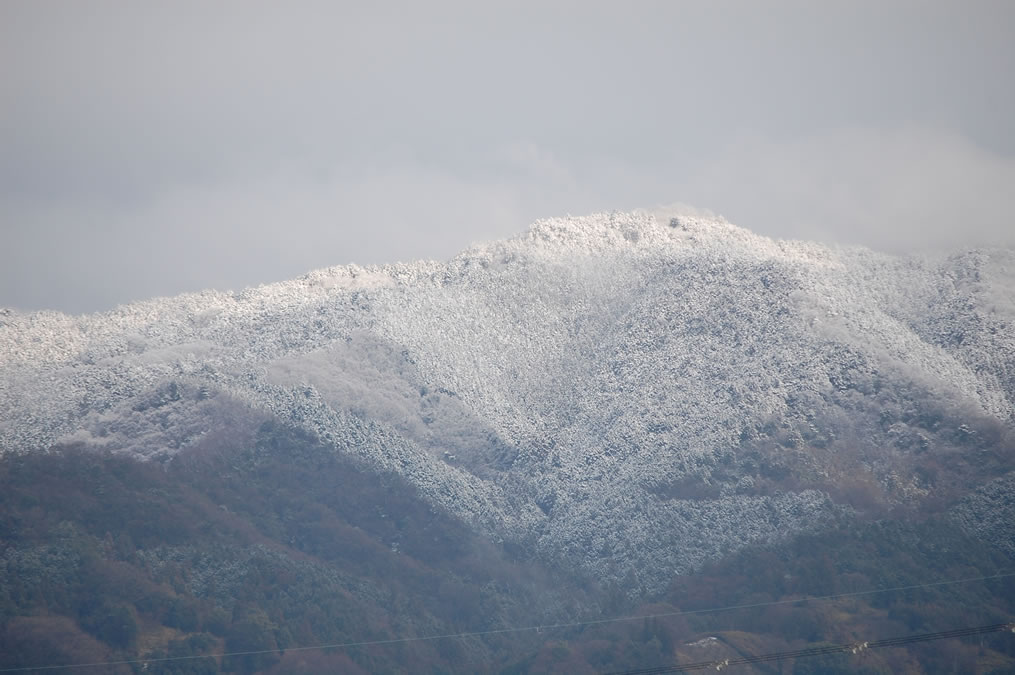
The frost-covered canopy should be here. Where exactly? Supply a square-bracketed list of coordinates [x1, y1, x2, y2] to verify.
[2, 210, 1013, 589]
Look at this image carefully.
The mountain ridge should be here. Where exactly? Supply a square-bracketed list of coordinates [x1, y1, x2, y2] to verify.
[2, 210, 1014, 592]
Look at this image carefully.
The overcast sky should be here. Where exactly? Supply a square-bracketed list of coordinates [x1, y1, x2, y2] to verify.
[2, 1, 1014, 314]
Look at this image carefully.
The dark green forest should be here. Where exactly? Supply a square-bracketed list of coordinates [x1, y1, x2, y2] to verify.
[2, 420, 1014, 674]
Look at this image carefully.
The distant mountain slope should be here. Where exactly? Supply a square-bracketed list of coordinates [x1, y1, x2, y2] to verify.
[2, 210, 1014, 591]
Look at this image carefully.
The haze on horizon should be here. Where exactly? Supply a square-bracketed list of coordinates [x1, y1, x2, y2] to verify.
[2, 0, 1014, 314]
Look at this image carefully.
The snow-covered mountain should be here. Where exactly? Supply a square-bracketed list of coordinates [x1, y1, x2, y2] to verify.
[3, 210, 1014, 592]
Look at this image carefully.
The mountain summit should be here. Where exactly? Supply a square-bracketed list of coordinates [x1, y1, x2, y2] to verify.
[2, 210, 1014, 592]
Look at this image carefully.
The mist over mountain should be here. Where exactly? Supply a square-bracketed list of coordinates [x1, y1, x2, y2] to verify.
[2, 210, 1015, 672]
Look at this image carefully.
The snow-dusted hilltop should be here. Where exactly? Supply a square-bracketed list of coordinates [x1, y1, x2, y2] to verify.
[2, 210, 1014, 591]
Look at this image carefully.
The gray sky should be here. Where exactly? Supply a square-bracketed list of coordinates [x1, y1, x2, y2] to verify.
[2, 1, 1014, 314]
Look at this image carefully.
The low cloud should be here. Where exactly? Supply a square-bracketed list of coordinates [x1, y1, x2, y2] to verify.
[679, 126, 1015, 253]
[0, 159, 572, 314]
[5, 127, 1014, 314]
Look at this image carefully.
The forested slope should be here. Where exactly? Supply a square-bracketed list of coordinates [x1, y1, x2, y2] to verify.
[2, 210, 1015, 671]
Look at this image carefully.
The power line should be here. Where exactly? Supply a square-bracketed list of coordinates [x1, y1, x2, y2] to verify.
[606, 623, 1015, 674]
[2, 570, 1014, 672]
